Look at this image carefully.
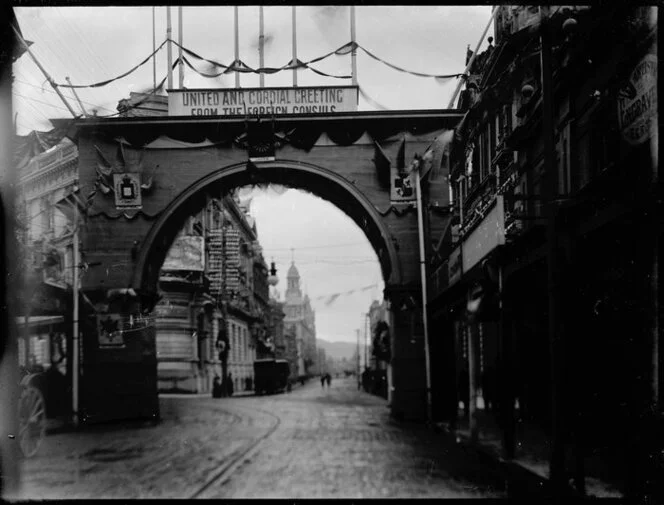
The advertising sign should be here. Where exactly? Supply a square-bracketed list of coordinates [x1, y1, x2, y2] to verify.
[462, 196, 505, 273]
[162, 235, 205, 272]
[168, 86, 359, 117]
[617, 54, 657, 146]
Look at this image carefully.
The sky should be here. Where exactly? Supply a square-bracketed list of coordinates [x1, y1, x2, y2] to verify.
[12, 5, 494, 343]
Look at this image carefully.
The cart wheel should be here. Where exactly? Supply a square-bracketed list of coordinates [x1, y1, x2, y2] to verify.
[18, 385, 46, 458]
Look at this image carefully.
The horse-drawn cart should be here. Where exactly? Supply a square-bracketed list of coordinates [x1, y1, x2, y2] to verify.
[16, 315, 70, 458]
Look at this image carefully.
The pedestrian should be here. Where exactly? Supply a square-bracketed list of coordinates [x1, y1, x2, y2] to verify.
[212, 375, 222, 398]
[325, 373, 331, 388]
[321, 374, 326, 388]
[227, 372, 234, 397]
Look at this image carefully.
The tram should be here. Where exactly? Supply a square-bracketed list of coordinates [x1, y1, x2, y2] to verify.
[253, 358, 290, 395]
[16, 289, 160, 458]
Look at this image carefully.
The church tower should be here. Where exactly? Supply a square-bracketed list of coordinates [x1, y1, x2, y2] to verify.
[285, 261, 303, 303]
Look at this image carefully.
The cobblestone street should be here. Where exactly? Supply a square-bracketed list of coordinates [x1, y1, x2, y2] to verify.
[9, 378, 507, 500]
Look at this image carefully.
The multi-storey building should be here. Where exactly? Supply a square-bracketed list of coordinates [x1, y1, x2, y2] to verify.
[155, 191, 270, 395]
[367, 299, 390, 399]
[267, 292, 299, 383]
[427, 5, 659, 499]
[15, 138, 79, 374]
[282, 261, 317, 379]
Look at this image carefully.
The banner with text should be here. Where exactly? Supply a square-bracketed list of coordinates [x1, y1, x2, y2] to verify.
[168, 86, 359, 117]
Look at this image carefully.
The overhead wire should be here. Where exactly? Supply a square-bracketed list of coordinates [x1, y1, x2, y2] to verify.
[54, 7, 114, 79]
[14, 76, 116, 114]
[13, 92, 77, 115]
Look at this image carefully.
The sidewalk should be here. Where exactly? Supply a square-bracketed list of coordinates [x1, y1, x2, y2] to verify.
[441, 408, 624, 499]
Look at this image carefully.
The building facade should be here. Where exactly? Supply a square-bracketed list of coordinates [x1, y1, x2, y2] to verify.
[365, 300, 390, 399]
[427, 5, 660, 499]
[14, 137, 79, 392]
[283, 261, 316, 380]
[155, 191, 269, 395]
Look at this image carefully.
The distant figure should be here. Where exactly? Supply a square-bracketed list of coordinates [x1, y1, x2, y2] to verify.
[212, 375, 222, 398]
[321, 375, 326, 388]
[325, 373, 332, 388]
[227, 372, 234, 397]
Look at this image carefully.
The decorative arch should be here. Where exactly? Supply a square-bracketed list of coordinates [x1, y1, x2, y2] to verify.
[133, 159, 401, 297]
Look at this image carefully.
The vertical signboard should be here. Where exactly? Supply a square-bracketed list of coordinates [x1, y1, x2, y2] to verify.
[618, 54, 657, 146]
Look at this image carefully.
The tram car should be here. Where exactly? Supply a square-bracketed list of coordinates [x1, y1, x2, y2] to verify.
[17, 315, 71, 458]
[16, 290, 160, 458]
[253, 358, 290, 395]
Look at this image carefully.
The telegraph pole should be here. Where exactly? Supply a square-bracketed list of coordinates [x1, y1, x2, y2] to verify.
[356, 329, 361, 390]
[166, 6, 173, 90]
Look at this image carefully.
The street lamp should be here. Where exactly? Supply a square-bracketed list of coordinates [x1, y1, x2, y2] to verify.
[268, 261, 279, 286]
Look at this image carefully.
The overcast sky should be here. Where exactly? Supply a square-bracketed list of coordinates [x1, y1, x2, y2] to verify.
[13, 6, 493, 344]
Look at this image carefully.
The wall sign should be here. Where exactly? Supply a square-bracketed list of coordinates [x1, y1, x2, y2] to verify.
[617, 54, 657, 146]
[162, 235, 205, 272]
[462, 196, 505, 272]
[168, 86, 359, 117]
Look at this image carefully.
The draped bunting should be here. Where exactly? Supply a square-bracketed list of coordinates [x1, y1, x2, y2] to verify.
[312, 283, 379, 307]
[57, 40, 169, 89]
[51, 37, 464, 93]
[357, 44, 465, 80]
[180, 48, 352, 80]
[358, 86, 389, 110]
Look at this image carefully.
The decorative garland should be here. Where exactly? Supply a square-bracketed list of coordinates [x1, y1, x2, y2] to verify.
[57, 40, 168, 89]
[53, 38, 466, 91]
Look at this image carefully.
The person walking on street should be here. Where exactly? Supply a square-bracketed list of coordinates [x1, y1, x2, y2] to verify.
[321, 374, 326, 388]
[325, 373, 331, 388]
[227, 372, 234, 397]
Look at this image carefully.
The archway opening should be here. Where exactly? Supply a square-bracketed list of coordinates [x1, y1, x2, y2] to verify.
[137, 161, 397, 399]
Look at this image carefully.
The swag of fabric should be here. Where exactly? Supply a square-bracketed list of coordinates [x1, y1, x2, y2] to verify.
[54, 39, 465, 90]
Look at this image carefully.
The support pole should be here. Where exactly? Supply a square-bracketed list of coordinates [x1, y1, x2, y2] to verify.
[292, 6, 298, 87]
[259, 6, 265, 88]
[12, 25, 78, 117]
[152, 7, 157, 90]
[166, 6, 173, 90]
[415, 161, 433, 424]
[234, 6, 240, 88]
[364, 313, 368, 370]
[356, 329, 361, 390]
[468, 322, 478, 441]
[539, 6, 565, 491]
[65, 77, 88, 117]
[72, 203, 80, 427]
[178, 6, 184, 88]
[447, 6, 499, 109]
[350, 6, 358, 86]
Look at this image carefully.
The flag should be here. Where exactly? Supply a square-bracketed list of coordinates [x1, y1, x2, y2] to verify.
[373, 141, 390, 188]
[421, 129, 454, 183]
[324, 294, 340, 306]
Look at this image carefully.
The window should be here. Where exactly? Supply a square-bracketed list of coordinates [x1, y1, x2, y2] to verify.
[54, 206, 67, 237]
[28, 199, 40, 241]
[40, 197, 52, 235]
